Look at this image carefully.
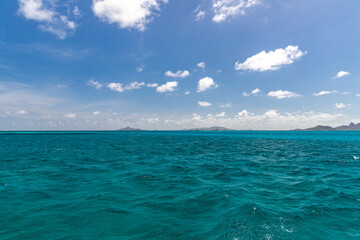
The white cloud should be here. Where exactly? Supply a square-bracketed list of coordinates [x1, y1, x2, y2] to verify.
[107, 83, 124, 92]
[16, 110, 27, 115]
[335, 103, 348, 109]
[95, 81, 145, 92]
[195, 10, 206, 21]
[73, 6, 81, 18]
[243, 88, 260, 96]
[216, 111, 226, 117]
[198, 101, 212, 107]
[156, 81, 178, 93]
[185, 91, 190, 95]
[251, 88, 260, 95]
[197, 62, 206, 68]
[87, 79, 103, 89]
[136, 65, 144, 72]
[18, 0, 78, 39]
[147, 83, 158, 88]
[92, 0, 168, 31]
[219, 103, 232, 108]
[237, 110, 249, 117]
[18, 0, 54, 21]
[313, 90, 338, 96]
[64, 113, 76, 118]
[212, 0, 261, 23]
[267, 90, 300, 99]
[334, 71, 350, 78]
[165, 70, 190, 78]
[125, 81, 145, 90]
[263, 109, 279, 118]
[192, 113, 202, 121]
[193, 5, 206, 21]
[197, 77, 218, 92]
[175, 110, 343, 130]
[235, 45, 306, 72]
[0, 82, 346, 131]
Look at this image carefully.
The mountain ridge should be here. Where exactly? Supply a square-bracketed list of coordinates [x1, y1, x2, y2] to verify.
[295, 122, 360, 131]
[183, 126, 233, 131]
[117, 127, 143, 131]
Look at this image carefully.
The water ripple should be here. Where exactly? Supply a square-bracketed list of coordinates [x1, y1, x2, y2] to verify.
[0, 131, 360, 239]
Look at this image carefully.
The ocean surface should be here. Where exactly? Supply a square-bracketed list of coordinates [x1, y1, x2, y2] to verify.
[0, 131, 360, 240]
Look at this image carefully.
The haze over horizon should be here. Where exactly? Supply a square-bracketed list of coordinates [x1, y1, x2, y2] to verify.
[1, 0, 360, 130]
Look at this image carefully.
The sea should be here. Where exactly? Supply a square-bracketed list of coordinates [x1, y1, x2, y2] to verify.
[0, 131, 359, 239]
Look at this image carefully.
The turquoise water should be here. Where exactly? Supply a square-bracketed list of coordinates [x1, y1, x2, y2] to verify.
[1, 131, 360, 239]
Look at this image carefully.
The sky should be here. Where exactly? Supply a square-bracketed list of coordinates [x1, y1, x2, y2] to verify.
[0, 0, 360, 130]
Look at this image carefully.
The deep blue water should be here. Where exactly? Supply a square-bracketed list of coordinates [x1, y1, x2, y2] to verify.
[0, 131, 360, 239]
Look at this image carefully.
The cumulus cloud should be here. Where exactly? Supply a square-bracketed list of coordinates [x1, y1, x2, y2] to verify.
[267, 90, 300, 99]
[18, 0, 78, 39]
[1, 82, 347, 131]
[125, 81, 145, 90]
[156, 81, 178, 93]
[185, 91, 190, 95]
[197, 77, 218, 92]
[216, 111, 226, 117]
[18, 0, 53, 21]
[235, 45, 306, 72]
[107, 83, 124, 92]
[168, 110, 343, 130]
[335, 103, 348, 109]
[197, 62, 206, 68]
[104, 81, 146, 92]
[212, 0, 261, 23]
[251, 88, 261, 95]
[313, 90, 338, 96]
[334, 71, 350, 78]
[198, 101, 212, 107]
[147, 83, 158, 88]
[165, 70, 190, 78]
[243, 88, 260, 96]
[92, 0, 168, 31]
[237, 109, 249, 117]
[192, 113, 202, 121]
[87, 79, 103, 89]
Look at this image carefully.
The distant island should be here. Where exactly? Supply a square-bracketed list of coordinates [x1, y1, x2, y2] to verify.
[295, 122, 360, 131]
[117, 127, 143, 131]
[117, 126, 233, 131]
[184, 126, 233, 131]
[117, 123, 360, 132]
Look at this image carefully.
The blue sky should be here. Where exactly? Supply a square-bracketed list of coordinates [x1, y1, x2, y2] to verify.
[0, 0, 360, 130]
